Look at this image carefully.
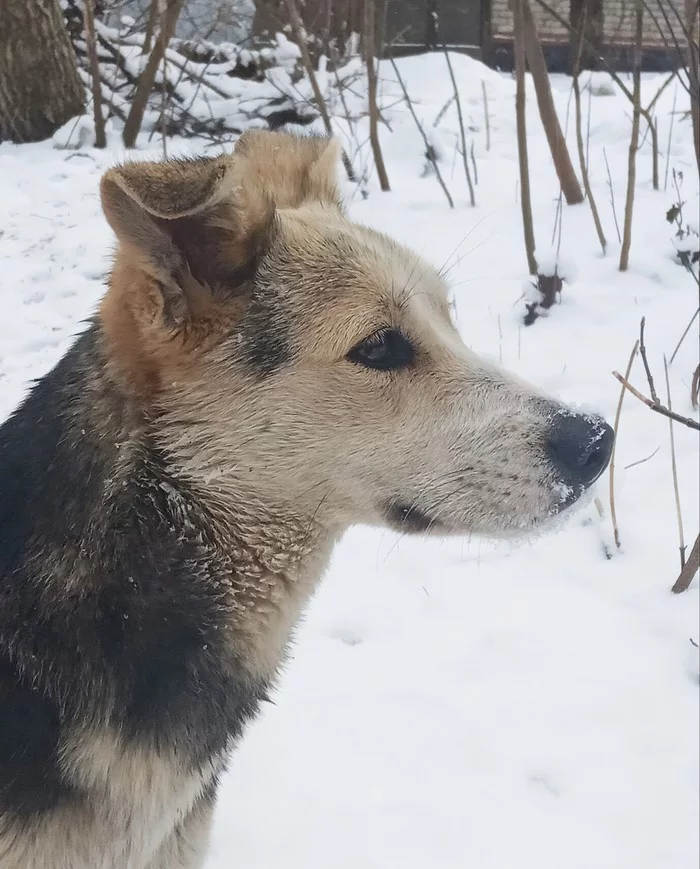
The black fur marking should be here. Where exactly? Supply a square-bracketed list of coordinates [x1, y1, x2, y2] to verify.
[0, 326, 266, 820]
[384, 502, 437, 534]
[0, 656, 76, 818]
[241, 293, 292, 377]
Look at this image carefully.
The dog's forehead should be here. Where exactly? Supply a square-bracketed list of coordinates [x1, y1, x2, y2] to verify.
[269, 207, 448, 312]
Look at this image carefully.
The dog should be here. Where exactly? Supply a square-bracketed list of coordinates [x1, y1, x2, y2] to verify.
[0, 130, 613, 868]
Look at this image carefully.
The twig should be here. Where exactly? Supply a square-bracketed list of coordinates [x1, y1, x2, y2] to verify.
[664, 82, 678, 191]
[639, 317, 660, 404]
[669, 306, 700, 364]
[603, 147, 622, 243]
[692, 364, 700, 409]
[612, 371, 700, 430]
[470, 141, 479, 186]
[443, 47, 475, 206]
[610, 340, 639, 550]
[672, 534, 699, 593]
[389, 56, 454, 208]
[573, 69, 606, 253]
[664, 356, 686, 568]
[481, 80, 491, 151]
[624, 446, 661, 469]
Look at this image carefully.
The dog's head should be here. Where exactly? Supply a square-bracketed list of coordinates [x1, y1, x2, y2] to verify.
[100, 131, 612, 539]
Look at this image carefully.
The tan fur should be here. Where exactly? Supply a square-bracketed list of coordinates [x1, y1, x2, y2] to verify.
[1, 728, 223, 869]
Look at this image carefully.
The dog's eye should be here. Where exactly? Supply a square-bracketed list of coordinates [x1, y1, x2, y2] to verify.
[347, 329, 415, 371]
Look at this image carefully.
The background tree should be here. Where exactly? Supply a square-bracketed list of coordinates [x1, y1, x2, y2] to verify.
[0, 0, 84, 143]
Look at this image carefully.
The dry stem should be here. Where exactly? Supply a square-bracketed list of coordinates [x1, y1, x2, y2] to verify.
[639, 317, 660, 404]
[481, 80, 491, 151]
[389, 57, 453, 208]
[612, 372, 700, 430]
[443, 47, 475, 206]
[610, 340, 639, 550]
[663, 356, 686, 568]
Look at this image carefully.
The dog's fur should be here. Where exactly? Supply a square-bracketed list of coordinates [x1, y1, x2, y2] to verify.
[0, 130, 611, 868]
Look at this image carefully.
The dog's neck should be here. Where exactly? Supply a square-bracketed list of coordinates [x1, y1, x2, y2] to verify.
[170, 477, 339, 679]
[94, 325, 340, 680]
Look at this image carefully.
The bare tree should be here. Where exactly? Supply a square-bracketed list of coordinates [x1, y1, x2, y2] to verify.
[620, 0, 644, 271]
[284, 0, 358, 183]
[520, 0, 584, 205]
[123, 0, 185, 147]
[365, 0, 391, 191]
[0, 0, 84, 143]
[572, 5, 606, 252]
[513, 0, 537, 274]
[685, 0, 700, 172]
[83, 0, 107, 147]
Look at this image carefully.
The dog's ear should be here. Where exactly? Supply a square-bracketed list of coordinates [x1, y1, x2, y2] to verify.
[100, 155, 258, 325]
[232, 131, 342, 217]
[100, 135, 341, 326]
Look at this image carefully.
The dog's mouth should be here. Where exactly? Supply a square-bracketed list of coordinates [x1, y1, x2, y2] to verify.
[383, 501, 446, 534]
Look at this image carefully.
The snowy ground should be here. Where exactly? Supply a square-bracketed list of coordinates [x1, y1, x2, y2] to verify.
[1, 54, 698, 868]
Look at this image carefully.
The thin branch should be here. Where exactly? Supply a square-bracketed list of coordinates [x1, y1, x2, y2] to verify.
[612, 371, 700, 430]
[624, 445, 661, 469]
[664, 82, 678, 191]
[610, 340, 639, 550]
[572, 14, 606, 254]
[481, 80, 491, 151]
[603, 147, 622, 243]
[664, 356, 686, 568]
[443, 47, 475, 206]
[388, 56, 454, 208]
[639, 317, 660, 404]
[669, 306, 700, 364]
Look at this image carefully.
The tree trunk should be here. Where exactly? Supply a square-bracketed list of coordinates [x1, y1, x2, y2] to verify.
[0, 0, 84, 143]
[520, 0, 584, 205]
[686, 0, 700, 175]
[365, 0, 391, 191]
[83, 0, 106, 148]
[619, 0, 643, 272]
[513, 0, 537, 276]
[122, 0, 185, 148]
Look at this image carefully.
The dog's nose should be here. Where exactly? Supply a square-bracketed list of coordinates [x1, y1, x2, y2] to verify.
[546, 413, 614, 489]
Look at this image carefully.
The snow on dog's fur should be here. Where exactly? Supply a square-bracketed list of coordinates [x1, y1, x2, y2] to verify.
[0, 130, 612, 868]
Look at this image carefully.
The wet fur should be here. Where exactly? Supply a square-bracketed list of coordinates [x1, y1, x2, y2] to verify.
[1, 131, 604, 868]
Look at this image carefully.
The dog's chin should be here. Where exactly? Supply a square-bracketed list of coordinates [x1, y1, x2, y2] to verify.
[382, 482, 597, 540]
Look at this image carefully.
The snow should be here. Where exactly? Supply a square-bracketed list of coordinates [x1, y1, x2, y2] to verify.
[1, 52, 698, 869]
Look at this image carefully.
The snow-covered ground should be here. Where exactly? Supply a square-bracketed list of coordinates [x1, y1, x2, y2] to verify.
[1, 53, 698, 869]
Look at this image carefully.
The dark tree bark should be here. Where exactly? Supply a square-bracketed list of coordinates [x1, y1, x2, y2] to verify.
[570, 0, 603, 72]
[0, 0, 84, 143]
[123, 0, 185, 148]
[520, 0, 584, 205]
[513, 0, 537, 276]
